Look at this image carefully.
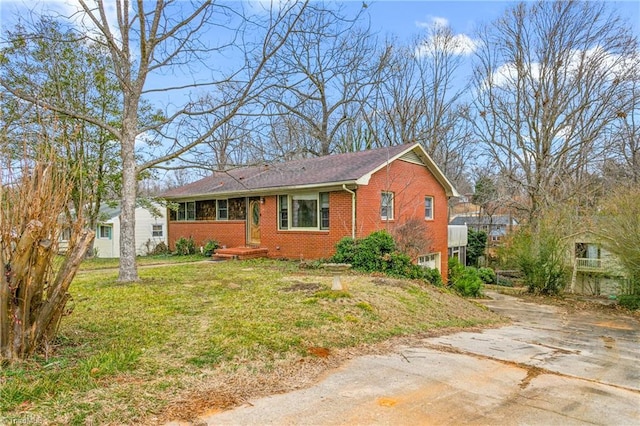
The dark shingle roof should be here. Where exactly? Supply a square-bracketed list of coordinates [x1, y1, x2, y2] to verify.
[450, 215, 519, 227]
[162, 144, 431, 199]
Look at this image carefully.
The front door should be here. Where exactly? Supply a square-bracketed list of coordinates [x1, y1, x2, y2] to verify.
[249, 200, 261, 245]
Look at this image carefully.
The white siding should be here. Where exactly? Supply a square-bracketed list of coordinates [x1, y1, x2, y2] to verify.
[134, 205, 167, 256]
[448, 225, 468, 248]
[94, 202, 167, 258]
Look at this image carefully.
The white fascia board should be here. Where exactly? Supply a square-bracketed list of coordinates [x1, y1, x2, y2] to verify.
[161, 181, 359, 201]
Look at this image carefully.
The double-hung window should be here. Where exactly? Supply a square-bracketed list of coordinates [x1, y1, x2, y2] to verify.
[425, 196, 434, 220]
[279, 195, 289, 229]
[320, 193, 329, 229]
[278, 193, 329, 230]
[177, 201, 196, 221]
[152, 224, 163, 237]
[381, 192, 394, 220]
[98, 225, 112, 239]
[216, 199, 228, 220]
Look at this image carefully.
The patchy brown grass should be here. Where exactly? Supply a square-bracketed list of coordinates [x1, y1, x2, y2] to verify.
[1, 260, 506, 425]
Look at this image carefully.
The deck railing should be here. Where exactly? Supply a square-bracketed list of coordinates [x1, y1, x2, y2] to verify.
[575, 257, 604, 271]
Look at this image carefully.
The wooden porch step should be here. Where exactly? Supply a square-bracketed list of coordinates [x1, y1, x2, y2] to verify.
[213, 246, 269, 261]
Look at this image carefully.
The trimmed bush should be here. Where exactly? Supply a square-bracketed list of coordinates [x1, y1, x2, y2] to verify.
[202, 239, 220, 256]
[618, 295, 640, 311]
[331, 231, 442, 285]
[174, 236, 196, 255]
[422, 267, 443, 287]
[332, 237, 357, 264]
[353, 230, 396, 272]
[478, 267, 497, 284]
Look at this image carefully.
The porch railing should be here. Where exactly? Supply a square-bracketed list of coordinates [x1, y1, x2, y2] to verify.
[575, 257, 604, 271]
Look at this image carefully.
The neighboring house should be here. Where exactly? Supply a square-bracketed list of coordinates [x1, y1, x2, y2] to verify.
[161, 143, 459, 278]
[564, 230, 630, 296]
[60, 202, 167, 258]
[450, 214, 519, 243]
[448, 224, 468, 266]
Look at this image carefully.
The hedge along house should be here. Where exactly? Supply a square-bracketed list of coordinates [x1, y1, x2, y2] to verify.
[161, 143, 459, 278]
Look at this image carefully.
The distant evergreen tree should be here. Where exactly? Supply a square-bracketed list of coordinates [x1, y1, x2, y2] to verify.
[467, 228, 487, 267]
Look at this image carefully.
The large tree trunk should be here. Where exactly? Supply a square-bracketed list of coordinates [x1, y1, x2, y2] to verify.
[118, 120, 139, 282]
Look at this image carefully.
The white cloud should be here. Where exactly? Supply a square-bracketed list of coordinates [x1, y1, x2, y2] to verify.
[488, 47, 637, 89]
[416, 15, 449, 29]
[414, 15, 478, 57]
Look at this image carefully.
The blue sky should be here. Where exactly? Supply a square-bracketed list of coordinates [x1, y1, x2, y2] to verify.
[360, 0, 639, 44]
[1, 0, 638, 105]
[2, 1, 638, 40]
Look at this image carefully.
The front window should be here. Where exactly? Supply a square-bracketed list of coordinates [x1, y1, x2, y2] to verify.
[216, 199, 228, 220]
[381, 192, 394, 220]
[177, 201, 196, 221]
[425, 196, 434, 220]
[278, 193, 330, 230]
[98, 225, 112, 240]
[292, 195, 318, 228]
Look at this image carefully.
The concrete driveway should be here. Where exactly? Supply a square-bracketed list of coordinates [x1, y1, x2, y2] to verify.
[204, 291, 640, 425]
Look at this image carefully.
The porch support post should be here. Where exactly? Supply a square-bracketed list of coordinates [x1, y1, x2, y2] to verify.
[342, 185, 356, 239]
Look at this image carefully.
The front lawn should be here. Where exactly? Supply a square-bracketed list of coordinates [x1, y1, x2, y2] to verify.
[78, 253, 207, 270]
[1, 259, 504, 425]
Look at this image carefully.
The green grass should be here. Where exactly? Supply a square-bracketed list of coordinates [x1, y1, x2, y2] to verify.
[78, 253, 207, 270]
[1, 260, 503, 424]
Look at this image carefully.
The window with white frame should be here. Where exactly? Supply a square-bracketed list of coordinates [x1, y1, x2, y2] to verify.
[424, 196, 434, 220]
[152, 224, 163, 237]
[278, 195, 289, 229]
[418, 252, 441, 271]
[320, 192, 329, 229]
[59, 227, 72, 242]
[177, 201, 196, 221]
[278, 193, 329, 230]
[98, 225, 112, 240]
[216, 199, 228, 220]
[381, 192, 394, 220]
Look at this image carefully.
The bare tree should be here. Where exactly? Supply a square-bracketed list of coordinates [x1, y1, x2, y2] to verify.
[365, 20, 475, 189]
[597, 186, 640, 294]
[470, 0, 639, 227]
[604, 74, 640, 187]
[0, 0, 309, 282]
[261, 3, 386, 157]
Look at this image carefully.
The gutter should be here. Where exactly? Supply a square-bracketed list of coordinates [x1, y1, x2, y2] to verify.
[342, 184, 356, 239]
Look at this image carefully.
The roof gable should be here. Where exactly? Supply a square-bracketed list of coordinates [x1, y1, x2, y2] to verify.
[162, 143, 458, 199]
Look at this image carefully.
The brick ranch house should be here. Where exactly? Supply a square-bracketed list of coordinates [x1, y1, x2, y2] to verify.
[161, 143, 459, 277]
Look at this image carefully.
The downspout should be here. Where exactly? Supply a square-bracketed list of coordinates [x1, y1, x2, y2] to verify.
[342, 184, 356, 239]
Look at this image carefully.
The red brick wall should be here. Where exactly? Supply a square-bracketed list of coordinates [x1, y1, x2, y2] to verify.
[260, 192, 353, 260]
[168, 220, 246, 250]
[354, 160, 449, 279]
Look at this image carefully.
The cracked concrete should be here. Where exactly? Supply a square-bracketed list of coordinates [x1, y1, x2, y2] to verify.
[200, 291, 640, 425]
